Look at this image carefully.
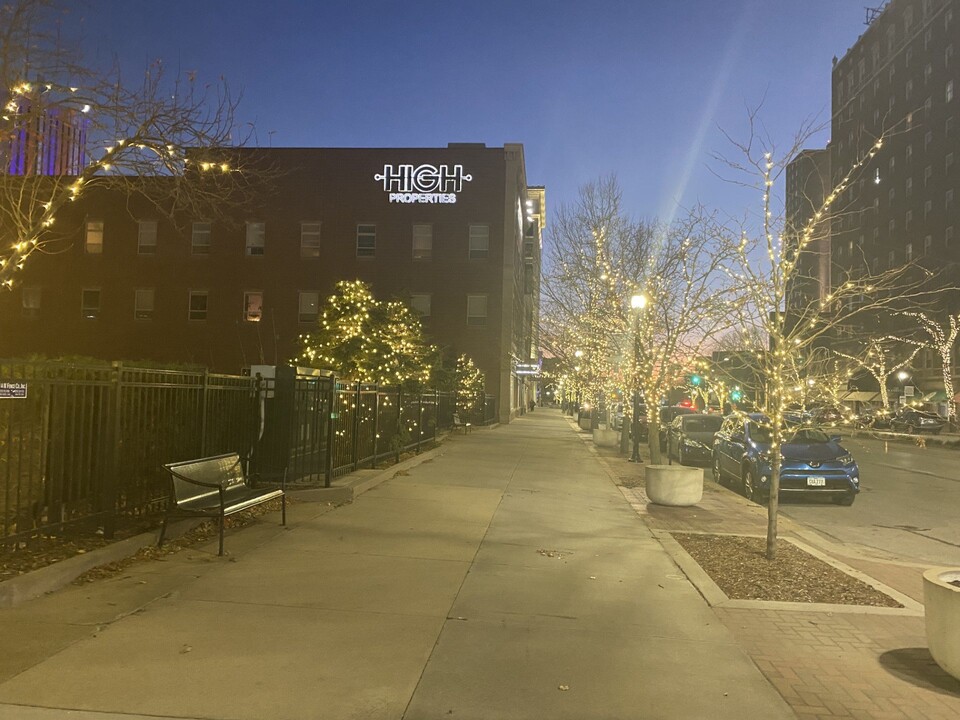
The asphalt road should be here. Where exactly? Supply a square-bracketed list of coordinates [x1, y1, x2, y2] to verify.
[777, 434, 960, 566]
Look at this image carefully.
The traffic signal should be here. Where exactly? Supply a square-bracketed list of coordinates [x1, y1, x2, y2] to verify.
[691, 374, 702, 387]
[730, 387, 743, 402]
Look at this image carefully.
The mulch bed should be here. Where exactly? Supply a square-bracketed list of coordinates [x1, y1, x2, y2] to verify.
[672, 533, 903, 607]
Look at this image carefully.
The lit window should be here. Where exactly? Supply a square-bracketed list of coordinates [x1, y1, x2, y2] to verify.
[469, 225, 489, 259]
[300, 222, 321, 258]
[81, 288, 101, 319]
[243, 291, 263, 322]
[188, 291, 208, 321]
[298, 292, 319, 323]
[924, 235, 932, 254]
[925, 200, 933, 218]
[137, 220, 157, 254]
[192, 222, 211, 254]
[906, 178, 913, 197]
[948, 190, 955, 211]
[412, 224, 433, 260]
[22, 287, 40, 318]
[905, 243, 913, 262]
[135, 288, 155, 320]
[356, 224, 376, 257]
[466, 294, 488, 325]
[245, 222, 265, 256]
[887, 250, 895, 268]
[906, 210, 913, 230]
[410, 293, 431, 317]
[948, 80, 955, 103]
[925, 165, 933, 186]
[85, 220, 103, 254]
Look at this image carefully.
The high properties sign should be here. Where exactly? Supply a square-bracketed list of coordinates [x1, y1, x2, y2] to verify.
[375, 164, 473, 204]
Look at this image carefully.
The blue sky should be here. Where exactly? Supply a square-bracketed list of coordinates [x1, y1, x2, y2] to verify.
[75, 0, 869, 226]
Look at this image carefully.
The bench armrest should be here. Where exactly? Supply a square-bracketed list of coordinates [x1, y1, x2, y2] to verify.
[165, 469, 223, 490]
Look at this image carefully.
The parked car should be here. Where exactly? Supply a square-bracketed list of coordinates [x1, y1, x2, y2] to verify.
[854, 407, 892, 429]
[888, 408, 946, 435]
[658, 406, 697, 450]
[712, 414, 860, 506]
[667, 413, 724, 466]
[809, 406, 846, 427]
[783, 404, 813, 426]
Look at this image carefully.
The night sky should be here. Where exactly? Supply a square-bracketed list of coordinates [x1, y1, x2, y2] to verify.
[74, 0, 869, 228]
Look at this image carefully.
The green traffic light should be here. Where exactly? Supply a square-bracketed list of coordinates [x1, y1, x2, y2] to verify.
[691, 374, 702, 386]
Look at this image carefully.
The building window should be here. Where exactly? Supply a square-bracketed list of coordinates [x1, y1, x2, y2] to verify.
[468, 224, 489, 259]
[947, 153, 955, 173]
[356, 224, 376, 257]
[245, 222, 265, 256]
[906, 144, 913, 163]
[906, 177, 913, 197]
[888, 219, 896, 234]
[925, 130, 933, 150]
[948, 80, 955, 103]
[22, 287, 40, 318]
[948, 189, 955, 212]
[887, 250, 896, 268]
[298, 291, 319, 324]
[81, 288, 101, 319]
[412, 224, 433, 261]
[300, 222, 321, 258]
[905, 210, 913, 230]
[906, 79, 913, 101]
[924, 235, 932, 255]
[137, 220, 157, 254]
[135, 288, 155, 320]
[85, 220, 103, 254]
[905, 243, 913, 262]
[947, 44, 955, 68]
[243, 291, 263, 322]
[188, 291, 208, 321]
[410, 293, 432, 317]
[466, 294, 488, 325]
[948, 226, 955, 246]
[906, 47, 913, 68]
[888, 187, 895, 204]
[925, 199, 933, 218]
[191, 222, 211, 255]
[948, 117, 956, 137]
[925, 64, 933, 84]
[925, 165, 933, 186]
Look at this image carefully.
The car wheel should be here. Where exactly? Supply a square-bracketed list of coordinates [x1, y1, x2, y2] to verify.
[742, 468, 759, 502]
[712, 455, 723, 484]
[835, 493, 856, 506]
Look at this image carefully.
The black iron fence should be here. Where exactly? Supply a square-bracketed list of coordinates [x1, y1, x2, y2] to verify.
[0, 361, 495, 545]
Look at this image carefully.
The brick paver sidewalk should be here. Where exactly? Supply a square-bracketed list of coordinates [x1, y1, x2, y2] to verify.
[573, 419, 960, 720]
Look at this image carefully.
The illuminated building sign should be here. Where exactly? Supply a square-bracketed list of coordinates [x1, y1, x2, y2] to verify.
[375, 164, 473, 203]
[515, 363, 540, 376]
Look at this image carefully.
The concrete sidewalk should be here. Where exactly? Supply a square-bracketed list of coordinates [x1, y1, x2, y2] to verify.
[588, 421, 960, 720]
[0, 410, 793, 720]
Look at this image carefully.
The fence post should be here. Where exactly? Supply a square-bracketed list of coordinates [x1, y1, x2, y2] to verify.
[352, 381, 362, 471]
[200, 369, 209, 456]
[434, 389, 439, 441]
[395, 387, 403, 463]
[372, 385, 380, 468]
[324, 376, 337, 487]
[416, 392, 423, 454]
[104, 361, 123, 539]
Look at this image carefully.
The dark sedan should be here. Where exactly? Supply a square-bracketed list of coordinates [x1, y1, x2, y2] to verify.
[667, 413, 723, 466]
[712, 414, 860, 506]
[889, 408, 946, 434]
[657, 406, 697, 450]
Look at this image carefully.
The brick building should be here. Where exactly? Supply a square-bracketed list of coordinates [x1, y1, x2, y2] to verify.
[0, 143, 544, 423]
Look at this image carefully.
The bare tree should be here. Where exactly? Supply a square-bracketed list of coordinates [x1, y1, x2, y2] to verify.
[0, 0, 265, 288]
[894, 311, 959, 423]
[832, 338, 920, 412]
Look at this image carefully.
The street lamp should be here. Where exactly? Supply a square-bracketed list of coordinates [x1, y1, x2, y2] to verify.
[629, 293, 649, 463]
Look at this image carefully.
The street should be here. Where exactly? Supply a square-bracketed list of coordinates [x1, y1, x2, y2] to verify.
[773, 435, 960, 566]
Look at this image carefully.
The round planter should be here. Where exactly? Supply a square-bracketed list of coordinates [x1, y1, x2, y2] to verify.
[923, 567, 960, 681]
[592, 427, 619, 447]
[645, 464, 703, 507]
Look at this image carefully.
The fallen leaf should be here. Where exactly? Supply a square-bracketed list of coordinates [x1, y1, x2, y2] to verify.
[179, 644, 192, 654]
[558, 684, 570, 691]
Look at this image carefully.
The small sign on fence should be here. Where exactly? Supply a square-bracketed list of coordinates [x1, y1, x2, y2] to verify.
[0, 382, 27, 399]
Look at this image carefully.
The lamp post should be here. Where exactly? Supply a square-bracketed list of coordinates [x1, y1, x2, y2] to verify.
[630, 293, 648, 463]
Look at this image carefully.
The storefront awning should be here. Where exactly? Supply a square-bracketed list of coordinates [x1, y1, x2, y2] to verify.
[839, 391, 881, 403]
[921, 390, 949, 403]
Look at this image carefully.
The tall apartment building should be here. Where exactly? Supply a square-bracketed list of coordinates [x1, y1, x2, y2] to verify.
[786, 148, 832, 310]
[1, 96, 88, 176]
[0, 143, 544, 423]
[788, 0, 959, 400]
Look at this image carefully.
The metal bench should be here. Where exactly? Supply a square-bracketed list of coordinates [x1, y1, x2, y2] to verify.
[158, 452, 285, 556]
[452, 413, 472, 434]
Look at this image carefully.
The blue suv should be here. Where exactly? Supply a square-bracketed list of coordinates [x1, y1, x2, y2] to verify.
[712, 413, 860, 506]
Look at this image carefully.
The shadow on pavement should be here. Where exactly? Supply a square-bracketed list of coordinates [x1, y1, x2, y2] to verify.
[878, 648, 960, 696]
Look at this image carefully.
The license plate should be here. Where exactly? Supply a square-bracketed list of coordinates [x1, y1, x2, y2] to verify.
[806, 476, 826, 487]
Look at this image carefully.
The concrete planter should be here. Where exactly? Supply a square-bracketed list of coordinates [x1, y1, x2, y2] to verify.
[923, 567, 960, 680]
[645, 464, 703, 507]
[592, 427, 620, 447]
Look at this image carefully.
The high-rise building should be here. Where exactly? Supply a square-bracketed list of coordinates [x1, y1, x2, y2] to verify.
[0, 143, 543, 423]
[786, 148, 832, 311]
[1, 95, 88, 176]
[787, 0, 959, 402]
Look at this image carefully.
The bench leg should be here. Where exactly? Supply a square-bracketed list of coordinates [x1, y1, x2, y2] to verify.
[218, 512, 225, 556]
[281, 494, 287, 526]
[157, 515, 169, 548]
